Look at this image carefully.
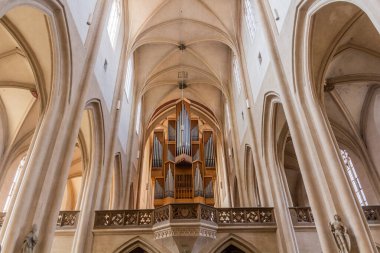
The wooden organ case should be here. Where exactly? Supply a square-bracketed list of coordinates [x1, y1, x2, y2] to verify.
[152, 99, 216, 207]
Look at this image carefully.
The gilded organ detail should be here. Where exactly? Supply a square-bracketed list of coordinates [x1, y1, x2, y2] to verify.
[151, 99, 216, 207]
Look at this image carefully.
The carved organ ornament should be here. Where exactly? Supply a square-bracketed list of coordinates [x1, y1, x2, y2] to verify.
[151, 99, 216, 207]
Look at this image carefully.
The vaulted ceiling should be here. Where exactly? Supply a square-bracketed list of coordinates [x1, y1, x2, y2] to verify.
[0, 6, 53, 158]
[126, 0, 240, 129]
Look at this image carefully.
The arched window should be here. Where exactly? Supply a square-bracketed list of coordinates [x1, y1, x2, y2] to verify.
[232, 56, 242, 94]
[244, 0, 256, 41]
[225, 103, 231, 131]
[107, 0, 122, 48]
[340, 149, 368, 206]
[124, 57, 134, 102]
[3, 156, 26, 212]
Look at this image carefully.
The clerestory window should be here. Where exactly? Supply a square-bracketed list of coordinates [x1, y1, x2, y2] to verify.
[3, 156, 27, 212]
[107, 0, 122, 49]
[233, 56, 242, 94]
[244, 0, 256, 41]
[124, 57, 134, 101]
[340, 149, 368, 206]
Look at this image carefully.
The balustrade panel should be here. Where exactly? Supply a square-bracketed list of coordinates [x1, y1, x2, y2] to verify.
[56, 211, 80, 229]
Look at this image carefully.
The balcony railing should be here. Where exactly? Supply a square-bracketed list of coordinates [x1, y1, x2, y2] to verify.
[94, 209, 154, 228]
[0, 212, 5, 227]
[289, 207, 314, 225]
[56, 211, 80, 229]
[0, 205, 378, 230]
[362, 206, 380, 224]
[94, 204, 276, 229]
[289, 206, 380, 226]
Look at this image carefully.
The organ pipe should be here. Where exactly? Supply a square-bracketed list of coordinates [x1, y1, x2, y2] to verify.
[165, 164, 174, 198]
[205, 134, 215, 167]
[176, 102, 191, 158]
[205, 180, 213, 198]
[194, 164, 204, 197]
[152, 100, 217, 206]
[154, 179, 164, 199]
[152, 135, 163, 167]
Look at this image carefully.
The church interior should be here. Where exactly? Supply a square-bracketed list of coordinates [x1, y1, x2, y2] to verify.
[0, 0, 379, 252]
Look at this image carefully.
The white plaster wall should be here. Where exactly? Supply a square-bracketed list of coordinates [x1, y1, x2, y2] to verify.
[241, 1, 270, 103]
[267, 0, 291, 31]
[66, 0, 98, 43]
[94, 12, 124, 112]
[231, 60, 247, 145]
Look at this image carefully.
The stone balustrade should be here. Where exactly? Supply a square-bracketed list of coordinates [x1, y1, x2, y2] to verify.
[0, 212, 5, 227]
[93, 204, 276, 229]
[362, 206, 380, 224]
[56, 211, 80, 229]
[289, 206, 380, 226]
[289, 207, 315, 225]
[1, 206, 378, 230]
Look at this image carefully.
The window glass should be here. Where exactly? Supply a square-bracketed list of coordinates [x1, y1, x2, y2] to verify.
[340, 149, 368, 206]
[233, 56, 242, 94]
[244, 0, 256, 41]
[3, 156, 27, 212]
[124, 57, 134, 101]
[107, 0, 122, 48]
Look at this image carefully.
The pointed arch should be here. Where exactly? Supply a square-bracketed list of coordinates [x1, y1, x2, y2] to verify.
[293, 0, 380, 99]
[210, 234, 260, 253]
[113, 237, 161, 253]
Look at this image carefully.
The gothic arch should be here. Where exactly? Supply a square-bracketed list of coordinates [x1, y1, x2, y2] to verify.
[293, 0, 380, 99]
[261, 92, 301, 251]
[69, 99, 106, 251]
[1, 0, 72, 107]
[292, 1, 380, 205]
[292, 0, 380, 204]
[0, 1, 72, 184]
[113, 237, 161, 253]
[210, 234, 259, 253]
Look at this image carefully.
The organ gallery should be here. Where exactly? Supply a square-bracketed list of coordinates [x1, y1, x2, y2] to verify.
[151, 99, 216, 207]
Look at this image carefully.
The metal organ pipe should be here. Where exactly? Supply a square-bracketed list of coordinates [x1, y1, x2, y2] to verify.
[165, 164, 174, 197]
[204, 135, 215, 167]
[210, 135, 214, 167]
[176, 102, 191, 157]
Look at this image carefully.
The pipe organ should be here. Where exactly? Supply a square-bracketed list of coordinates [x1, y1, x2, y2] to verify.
[151, 99, 216, 207]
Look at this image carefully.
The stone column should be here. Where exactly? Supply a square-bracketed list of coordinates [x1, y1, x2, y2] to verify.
[1, 0, 111, 252]
[263, 99, 300, 253]
[254, 0, 378, 252]
[71, 106, 105, 253]
[298, 89, 378, 252]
